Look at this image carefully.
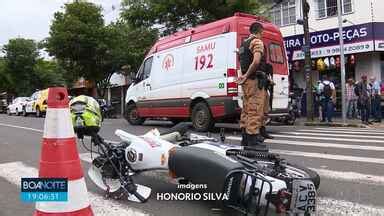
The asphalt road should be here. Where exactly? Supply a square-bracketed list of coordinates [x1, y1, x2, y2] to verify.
[1, 114, 384, 216]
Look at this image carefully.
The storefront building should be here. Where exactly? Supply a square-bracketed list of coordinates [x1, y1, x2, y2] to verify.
[270, 0, 384, 110]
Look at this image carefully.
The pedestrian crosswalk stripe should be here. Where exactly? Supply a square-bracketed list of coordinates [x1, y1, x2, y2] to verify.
[271, 134, 384, 143]
[227, 136, 384, 149]
[315, 127, 384, 132]
[227, 136, 384, 161]
[272, 149, 384, 165]
[282, 131, 384, 140]
[0, 161, 148, 216]
[310, 168, 384, 185]
[298, 129, 384, 135]
[267, 139, 384, 151]
[318, 197, 384, 216]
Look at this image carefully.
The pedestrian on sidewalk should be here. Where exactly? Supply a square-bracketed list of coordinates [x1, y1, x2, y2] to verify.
[316, 81, 322, 120]
[369, 76, 382, 122]
[355, 75, 372, 125]
[318, 75, 336, 123]
[346, 78, 357, 119]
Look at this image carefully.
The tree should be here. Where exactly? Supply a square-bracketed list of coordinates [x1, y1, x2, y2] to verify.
[93, 21, 157, 96]
[0, 58, 13, 92]
[0, 38, 66, 95]
[33, 60, 66, 89]
[121, 0, 270, 35]
[46, 1, 158, 97]
[2, 38, 40, 95]
[106, 21, 157, 74]
[45, 1, 107, 88]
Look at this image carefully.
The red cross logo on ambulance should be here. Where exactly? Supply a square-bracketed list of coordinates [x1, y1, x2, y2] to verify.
[162, 54, 175, 71]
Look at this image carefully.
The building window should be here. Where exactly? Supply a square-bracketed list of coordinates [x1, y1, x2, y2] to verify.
[270, 0, 296, 27]
[317, 0, 353, 19]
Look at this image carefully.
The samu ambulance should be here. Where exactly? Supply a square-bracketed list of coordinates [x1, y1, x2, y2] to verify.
[125, 13, 290, 131]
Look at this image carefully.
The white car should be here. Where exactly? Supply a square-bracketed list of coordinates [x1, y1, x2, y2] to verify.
[6, 97, 29, 116]
[22, 91, 39, 116]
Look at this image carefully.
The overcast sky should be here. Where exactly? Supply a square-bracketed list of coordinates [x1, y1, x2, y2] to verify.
[0, 0, 121, 46]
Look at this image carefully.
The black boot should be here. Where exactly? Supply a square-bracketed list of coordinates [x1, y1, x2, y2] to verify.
[260, 126, 274, 139]
[241, 128, 248, 146]
[247, 134, 268, 150]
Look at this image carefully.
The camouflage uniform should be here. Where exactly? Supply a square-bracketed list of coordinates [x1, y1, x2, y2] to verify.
[240, 78, 268, 134]
[240, 38, 266, 135]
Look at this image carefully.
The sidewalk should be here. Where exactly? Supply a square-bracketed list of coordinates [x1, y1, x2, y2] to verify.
[296, 117, 384, 128]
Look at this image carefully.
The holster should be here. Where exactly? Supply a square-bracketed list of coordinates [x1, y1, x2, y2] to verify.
[255, 71, 268, 90]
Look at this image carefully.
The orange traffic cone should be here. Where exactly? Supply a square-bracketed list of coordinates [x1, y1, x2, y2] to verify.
[34, 87, 93, 216]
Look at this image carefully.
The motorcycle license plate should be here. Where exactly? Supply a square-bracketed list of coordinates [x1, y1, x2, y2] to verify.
[290, 180, 316, 214]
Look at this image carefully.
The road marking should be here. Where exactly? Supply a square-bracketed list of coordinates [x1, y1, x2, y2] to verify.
[0, 123, 43, 133]
[267, 139, 384, 151]
[229, 136, 384, 164]
[315, 127, 384, 132]
[0, 161, 149, 216]
[281, 131, 384, 140]
[270, 134, 384, 143]
[298, 129, 384, 135]
[272, 149, 384, 165]
[318, 197, 384, 216]
[227, 136, 384, 151]
[310, 168, 384, 185]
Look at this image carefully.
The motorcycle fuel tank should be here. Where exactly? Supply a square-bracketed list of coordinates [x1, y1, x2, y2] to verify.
[115, 129, 177, 170]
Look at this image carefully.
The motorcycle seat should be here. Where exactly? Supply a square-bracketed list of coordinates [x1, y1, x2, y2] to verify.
[168, 146, 244, 193]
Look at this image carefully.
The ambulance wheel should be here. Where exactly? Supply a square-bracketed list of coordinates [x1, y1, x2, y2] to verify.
[191, 102, 214, 132]
[125, 103, 145, 125]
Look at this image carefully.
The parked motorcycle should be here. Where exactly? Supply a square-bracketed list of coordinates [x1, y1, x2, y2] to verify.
[80, 124, 319, 216]
[97, 99, 116, 119]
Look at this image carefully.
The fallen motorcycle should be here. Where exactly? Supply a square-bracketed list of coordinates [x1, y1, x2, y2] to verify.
[77, 123, 319, 216]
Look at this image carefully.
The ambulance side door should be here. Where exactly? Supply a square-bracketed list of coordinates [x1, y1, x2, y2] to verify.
[268, 42, 289, 110]
[134, 56, 153, 102]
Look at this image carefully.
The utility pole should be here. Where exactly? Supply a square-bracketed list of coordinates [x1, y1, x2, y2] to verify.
[337, 0, 346, 124]
[302, 0, 314, 121]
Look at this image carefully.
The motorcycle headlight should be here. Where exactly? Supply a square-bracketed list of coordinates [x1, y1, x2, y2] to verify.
[71, 103, 86, 113]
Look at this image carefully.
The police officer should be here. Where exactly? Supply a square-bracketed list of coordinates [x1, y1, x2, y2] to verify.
[237, 22, 272, 147]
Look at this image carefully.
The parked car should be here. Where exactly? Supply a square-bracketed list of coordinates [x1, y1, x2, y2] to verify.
[125, 13, 290, 131]
[7, 97, 29, 115]
[23, 89, 48, 117]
